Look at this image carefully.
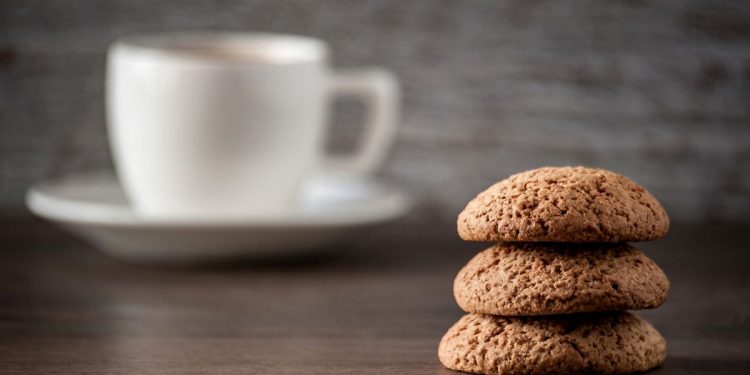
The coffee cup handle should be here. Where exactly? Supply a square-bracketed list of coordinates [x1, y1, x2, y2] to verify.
[326, 68, 400, 174]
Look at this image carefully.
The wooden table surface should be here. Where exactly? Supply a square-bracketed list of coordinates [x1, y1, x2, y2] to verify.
[1, 218, 749, 374]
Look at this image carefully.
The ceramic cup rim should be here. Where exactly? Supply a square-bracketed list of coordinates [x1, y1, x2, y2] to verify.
[110, 32, 329, 66]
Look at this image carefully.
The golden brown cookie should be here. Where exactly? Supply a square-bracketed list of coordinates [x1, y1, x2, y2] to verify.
[438, 312, 666, 375]
[457, 166, 669, 242]
[453, 243, 669, 315]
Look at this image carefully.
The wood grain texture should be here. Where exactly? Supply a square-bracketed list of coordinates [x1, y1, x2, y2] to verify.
[1, 1, 749, 222]
[0, 218, 749, 374]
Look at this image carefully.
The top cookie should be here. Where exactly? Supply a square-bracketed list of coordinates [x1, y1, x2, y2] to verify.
[458, 166, 669, 242]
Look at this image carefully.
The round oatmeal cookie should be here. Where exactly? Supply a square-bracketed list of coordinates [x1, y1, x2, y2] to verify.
[453, 243, 669, 315]
[457, 166, 669, 242]
[438, 312, 666, 375]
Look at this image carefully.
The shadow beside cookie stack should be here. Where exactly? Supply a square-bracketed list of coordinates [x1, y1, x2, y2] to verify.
[439, 166, 670, 375]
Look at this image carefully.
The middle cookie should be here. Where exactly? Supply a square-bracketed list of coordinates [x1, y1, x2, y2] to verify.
[454, 243, 669, 316]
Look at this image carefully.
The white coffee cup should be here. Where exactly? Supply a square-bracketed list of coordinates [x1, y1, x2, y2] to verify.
[106, 33, 399, 219]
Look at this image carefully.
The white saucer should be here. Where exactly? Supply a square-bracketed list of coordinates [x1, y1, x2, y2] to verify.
[26, 173, 409, 263]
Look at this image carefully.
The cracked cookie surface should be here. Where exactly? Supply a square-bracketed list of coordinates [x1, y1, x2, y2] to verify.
[454, 243, 669, 315]
[438, 312, 666, 375]
[457, 166, 670, 242]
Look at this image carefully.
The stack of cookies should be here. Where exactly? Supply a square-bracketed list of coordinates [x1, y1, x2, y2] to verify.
[438, 166, 670, 375]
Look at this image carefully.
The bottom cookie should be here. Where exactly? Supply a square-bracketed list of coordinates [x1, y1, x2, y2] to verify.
[438, 312, 665, 375]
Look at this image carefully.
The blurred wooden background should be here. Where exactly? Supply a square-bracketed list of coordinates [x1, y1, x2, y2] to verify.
[1, 0, 749, 223]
